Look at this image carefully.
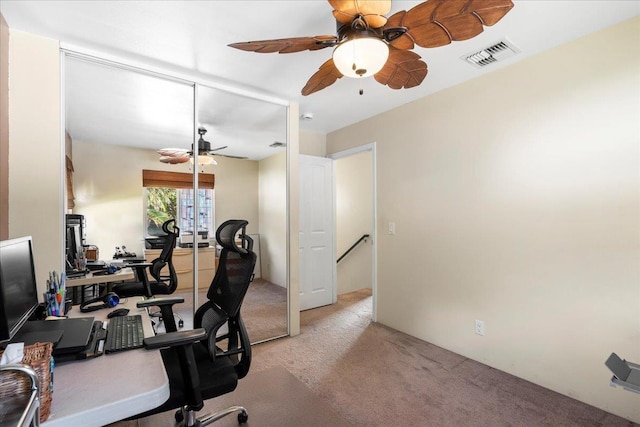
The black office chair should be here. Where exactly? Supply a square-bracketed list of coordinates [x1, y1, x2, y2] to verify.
[113, 218, 179, 298]
[133, 219, 257, 426]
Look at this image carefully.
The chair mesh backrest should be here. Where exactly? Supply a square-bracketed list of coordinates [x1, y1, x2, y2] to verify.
[207, 220, 256, 318]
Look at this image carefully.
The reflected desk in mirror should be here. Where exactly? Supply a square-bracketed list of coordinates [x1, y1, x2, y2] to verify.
[144, 246, 217, 290]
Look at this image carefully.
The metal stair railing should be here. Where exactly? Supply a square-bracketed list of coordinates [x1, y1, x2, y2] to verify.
[337, 234, 370, 264]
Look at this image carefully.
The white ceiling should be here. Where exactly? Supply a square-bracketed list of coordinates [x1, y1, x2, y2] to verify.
[1, 1, 638, 158]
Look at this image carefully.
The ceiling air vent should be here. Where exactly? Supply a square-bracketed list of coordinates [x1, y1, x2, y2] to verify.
[462, 38, 520, 69]
[270, 141, 286, 148]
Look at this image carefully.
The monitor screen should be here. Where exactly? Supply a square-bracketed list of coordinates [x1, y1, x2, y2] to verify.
[0, 236, 40, 343]
[66, 224, 83, 271]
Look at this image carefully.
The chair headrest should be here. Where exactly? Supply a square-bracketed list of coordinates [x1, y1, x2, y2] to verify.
[216, 220, 250, 254]
[162, 219, 179, 236]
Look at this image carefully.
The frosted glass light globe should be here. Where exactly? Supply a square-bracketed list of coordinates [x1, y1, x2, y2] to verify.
[333, 37, 389, 78]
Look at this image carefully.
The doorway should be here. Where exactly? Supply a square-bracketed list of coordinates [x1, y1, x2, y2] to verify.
[330, 143, 377, 321]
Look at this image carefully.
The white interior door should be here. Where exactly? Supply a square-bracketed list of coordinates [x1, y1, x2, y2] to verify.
[299, 155, 335, 311]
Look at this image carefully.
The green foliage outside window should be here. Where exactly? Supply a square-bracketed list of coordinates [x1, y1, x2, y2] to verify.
[146, 187, 177, 236]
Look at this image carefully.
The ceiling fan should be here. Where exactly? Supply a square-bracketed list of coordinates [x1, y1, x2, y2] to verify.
[229, 0, 514, 96]
[158, 127, 247, 165]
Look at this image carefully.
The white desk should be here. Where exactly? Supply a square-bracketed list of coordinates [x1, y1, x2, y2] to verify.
[42, 297, 169, 427]
[65, 268, 134, 288]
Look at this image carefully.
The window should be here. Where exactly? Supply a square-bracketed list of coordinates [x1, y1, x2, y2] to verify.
[145, 187, 177, 236]
[177, 188, 214, 237]
[143, 170, 215, 242]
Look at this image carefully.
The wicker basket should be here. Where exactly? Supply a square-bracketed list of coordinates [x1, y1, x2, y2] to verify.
[0, 342, 53, 422]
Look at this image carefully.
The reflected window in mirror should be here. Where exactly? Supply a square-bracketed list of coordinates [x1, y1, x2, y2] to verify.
[142, 169, 216, 246]
[145, 187, 177, 236]
[145, 188, 215, 245]
[177, 188, 214, 242]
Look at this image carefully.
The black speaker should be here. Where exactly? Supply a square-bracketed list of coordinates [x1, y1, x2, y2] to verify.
[80, 292, 119, 312]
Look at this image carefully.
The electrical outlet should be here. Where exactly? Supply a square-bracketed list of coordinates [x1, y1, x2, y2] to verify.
[475, 320, 485, 336]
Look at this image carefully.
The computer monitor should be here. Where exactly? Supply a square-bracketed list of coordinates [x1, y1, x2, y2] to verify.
[66, 224, 83, 271]
[0, 236, 40, 344]
[65, 213, 86, 245]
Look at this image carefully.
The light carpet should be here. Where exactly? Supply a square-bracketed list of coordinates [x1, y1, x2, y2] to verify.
[168, 278, 287, 343]
[111, 289, 638, 426]
[137, 366, 352, 427]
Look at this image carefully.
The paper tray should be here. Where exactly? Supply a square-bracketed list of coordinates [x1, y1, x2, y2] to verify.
[606, 352, 640, 394]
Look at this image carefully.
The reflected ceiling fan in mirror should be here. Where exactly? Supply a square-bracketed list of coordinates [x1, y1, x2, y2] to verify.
[229, 0, 514, 95]
[158, 127, 248, 165]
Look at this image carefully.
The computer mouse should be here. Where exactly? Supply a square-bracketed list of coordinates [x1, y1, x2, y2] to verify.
[107, 308, 129, 318]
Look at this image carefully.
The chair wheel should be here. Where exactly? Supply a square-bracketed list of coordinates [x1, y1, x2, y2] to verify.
[238, 411, 248, 424]
[175, 409, 184, 423]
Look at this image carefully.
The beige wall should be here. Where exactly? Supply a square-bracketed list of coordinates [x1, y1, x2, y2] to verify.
[212, 154, 259, 234]
[0, 14, 9, 241]
[258, 151, 287, 287]
[300, 130, 326, 157]
[72, 139, 259, 258]
[8, 29, 63, 297]
[327, 18, 640, 422]
[336, 151, 373, 294]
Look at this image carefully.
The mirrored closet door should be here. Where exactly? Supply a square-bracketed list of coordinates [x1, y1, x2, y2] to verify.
[63, 54, 288, 343]
[197, 85, 289, 342]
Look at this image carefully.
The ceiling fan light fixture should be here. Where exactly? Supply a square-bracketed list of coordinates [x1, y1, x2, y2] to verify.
[333, 36, 389, 79]
[190, 155, 217, 166]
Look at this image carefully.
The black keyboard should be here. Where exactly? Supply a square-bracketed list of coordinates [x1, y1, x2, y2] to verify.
[105, 315, 144, 353]
[66, 269, 88, 278]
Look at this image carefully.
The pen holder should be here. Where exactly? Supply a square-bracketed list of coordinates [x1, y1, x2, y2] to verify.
[45, 280, 66, 317]
[45, 292, 66, 317]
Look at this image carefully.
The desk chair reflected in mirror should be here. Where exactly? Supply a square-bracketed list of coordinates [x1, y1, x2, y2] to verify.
[133, 219, 257, 426]
[112, 218, 179, 299]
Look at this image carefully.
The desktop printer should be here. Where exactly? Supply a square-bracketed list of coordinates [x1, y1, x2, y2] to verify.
[179, 231, 209, 248]
[86, 260, 106, 271]
[145, 236, 166, 249]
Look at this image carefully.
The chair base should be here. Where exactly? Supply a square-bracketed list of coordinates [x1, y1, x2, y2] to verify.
[176, 405, 248, 427]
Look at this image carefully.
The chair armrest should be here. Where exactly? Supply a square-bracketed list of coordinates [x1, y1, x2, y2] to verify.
[136, 297, 185, 308]
[144, 328, 207, 349]
[125, 262, 153, 277]
[137, 297, 185, 332]
[124, 262, 152, 268]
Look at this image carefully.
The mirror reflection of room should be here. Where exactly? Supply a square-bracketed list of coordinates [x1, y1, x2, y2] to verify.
[64, 56, 288, 343]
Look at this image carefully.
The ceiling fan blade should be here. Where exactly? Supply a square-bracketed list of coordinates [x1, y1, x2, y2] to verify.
[228, 35, 337, 54]
[159, 156, 190, 164]
[383, 0, 514, 49]
[301, 58, 344, 96]
[157, 148, 189, 157]
[208, 146, 228, 152]
[383, 10, 415, 50]
[329, 0, 391, 28]
[374, 47, 428, 90]
[466, 0, 516, 26]
[216, 154, 248, 160]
